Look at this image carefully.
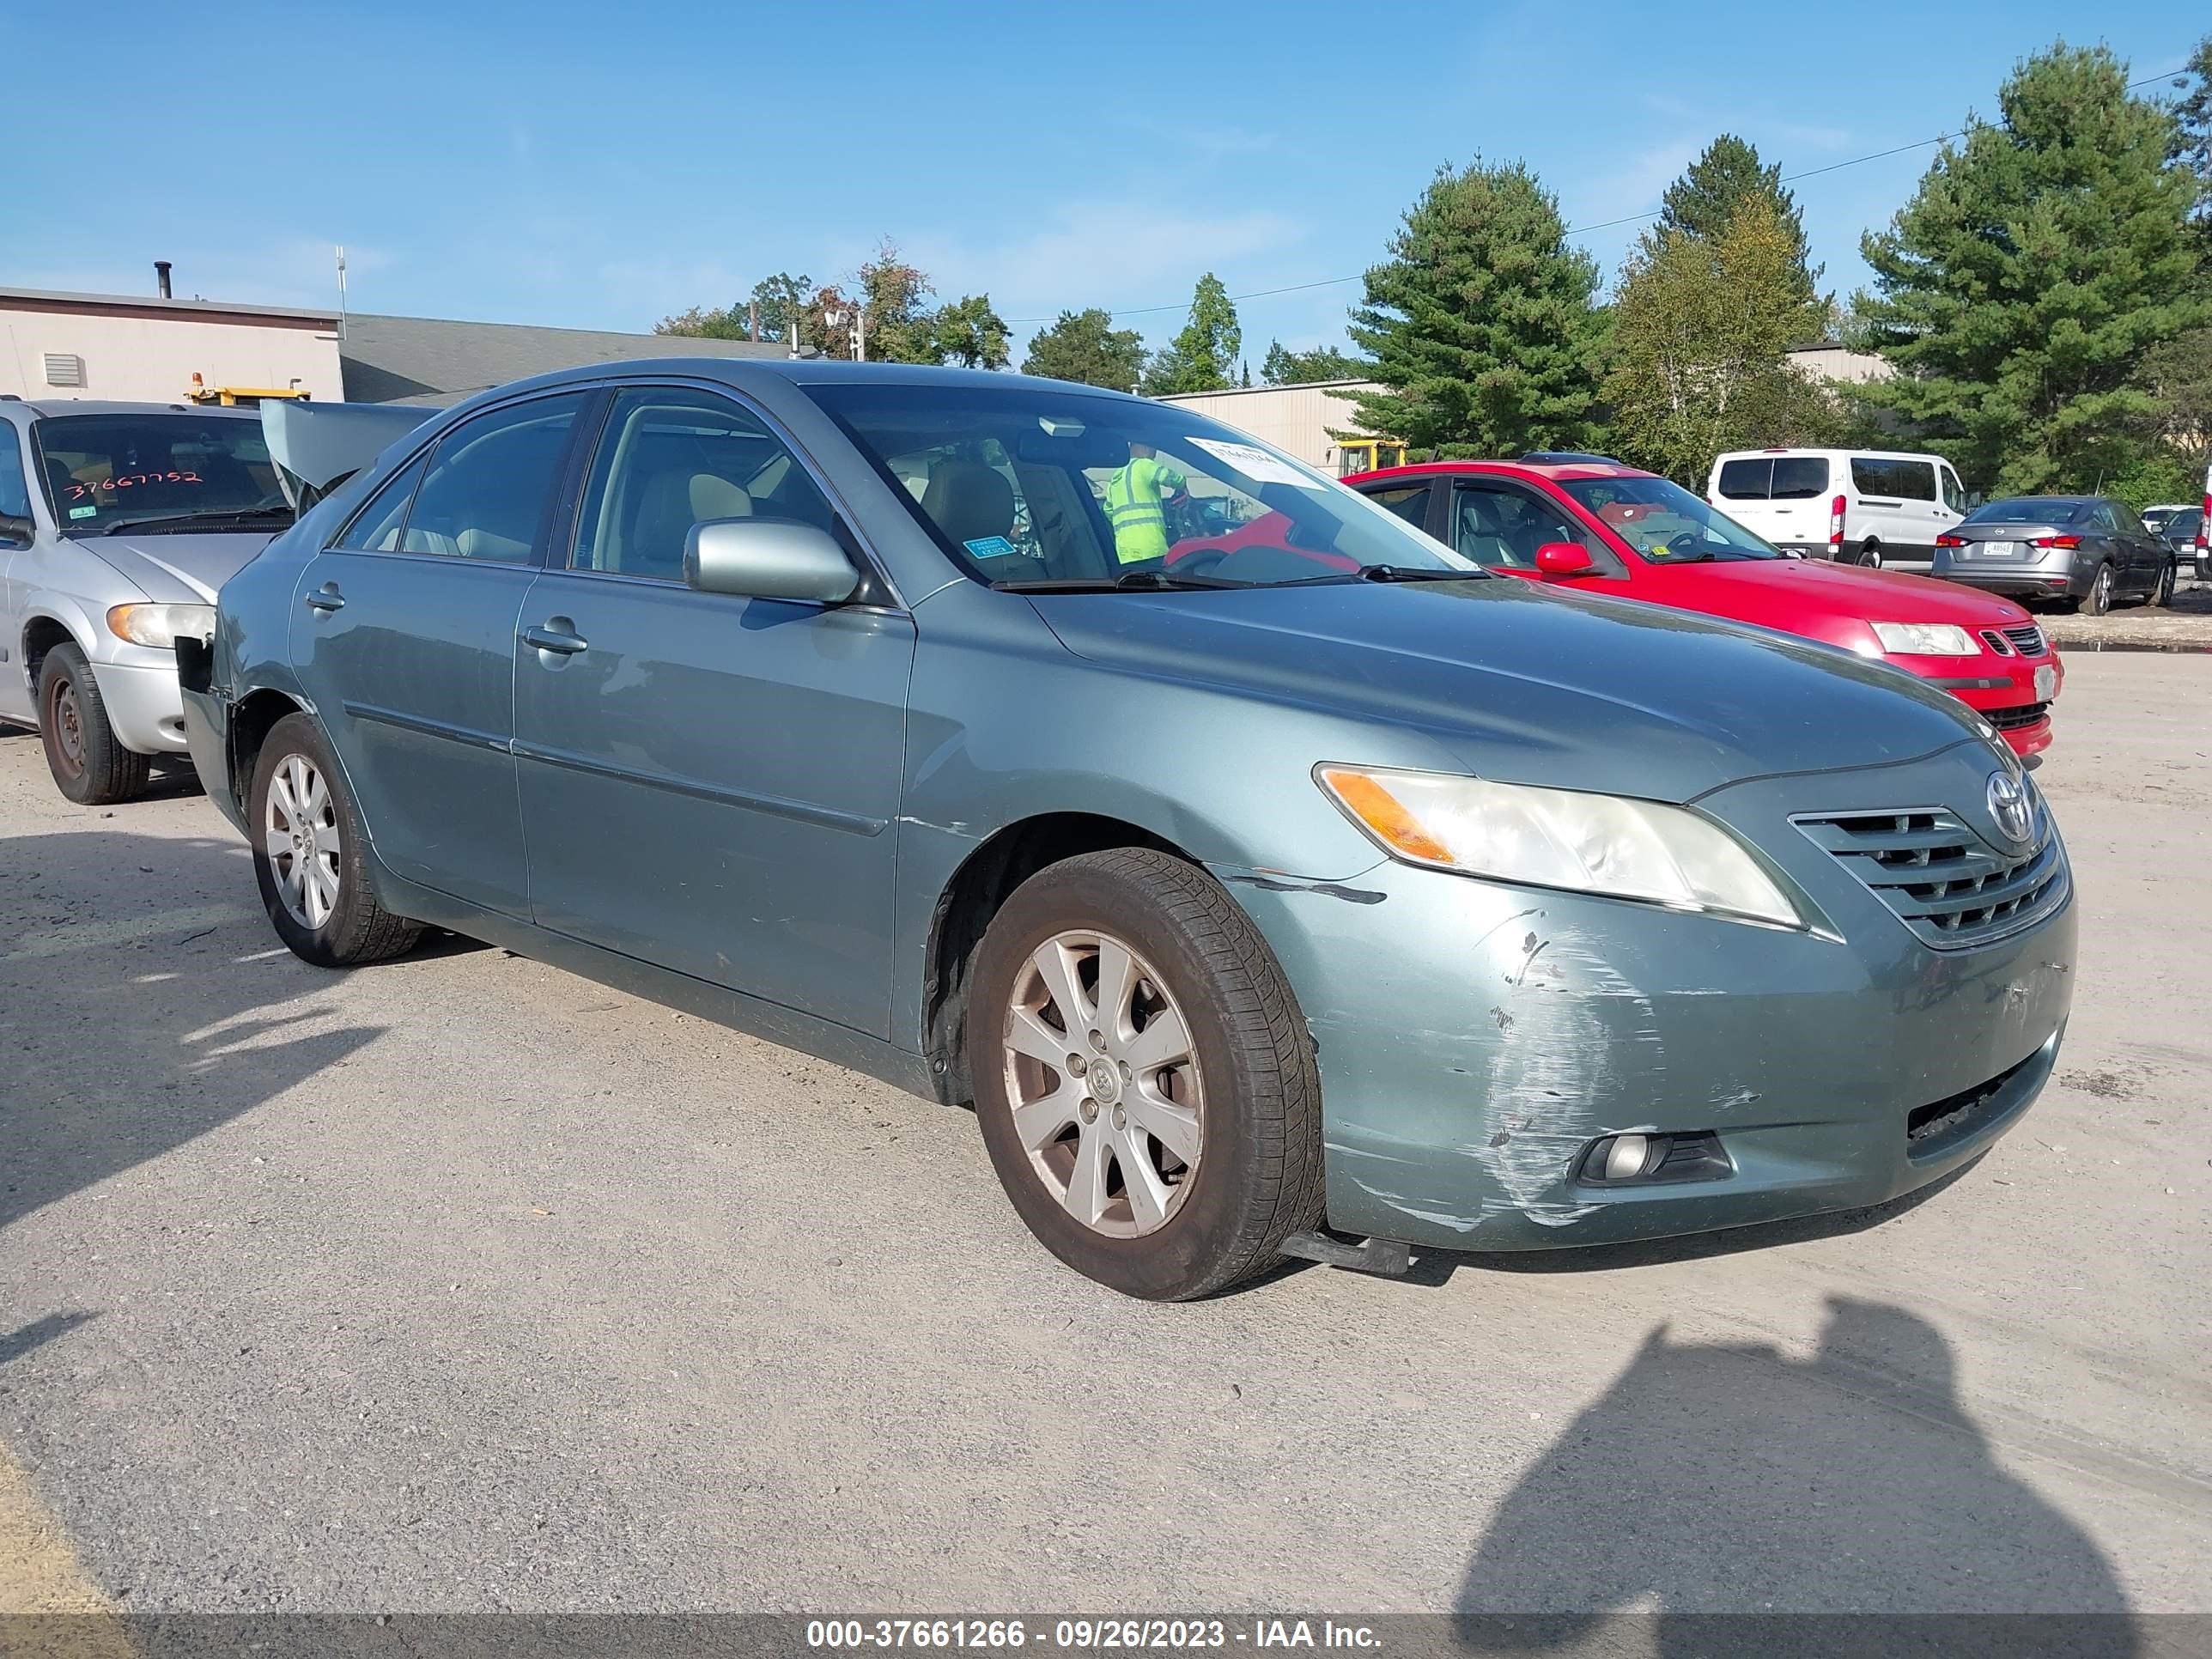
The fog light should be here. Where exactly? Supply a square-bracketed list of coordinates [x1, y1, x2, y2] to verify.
[1604, 1133, 1650, 1180]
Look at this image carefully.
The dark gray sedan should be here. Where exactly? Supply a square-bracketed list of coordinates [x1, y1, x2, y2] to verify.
[180, 361, 2075, 1299]
[1932, 495, 2175, 614]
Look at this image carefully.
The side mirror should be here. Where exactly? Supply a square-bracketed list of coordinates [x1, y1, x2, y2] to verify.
[684, 517, 860, 604]
[0, 512, 33, 550]
[1534, 541, 1597, 579]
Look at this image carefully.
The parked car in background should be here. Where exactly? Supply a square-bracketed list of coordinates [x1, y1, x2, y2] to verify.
[0, 397, 429, 805]
[2156, 507, 2204, 580]
[1338, 457, 2062, 757]
[1932, 496, 2175, 615]
[182, 361, 2073, 1300]
[1707, 447, 1970, 570]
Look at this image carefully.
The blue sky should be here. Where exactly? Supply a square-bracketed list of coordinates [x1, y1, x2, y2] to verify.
[7, 1, 2201, 362]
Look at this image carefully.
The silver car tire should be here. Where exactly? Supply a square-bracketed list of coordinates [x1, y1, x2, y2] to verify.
[248, 713, 422, 969]
[968, 848, 1324, 1300]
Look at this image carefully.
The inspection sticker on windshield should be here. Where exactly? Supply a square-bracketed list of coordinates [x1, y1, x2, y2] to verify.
[70, 505, 96, 520]
[1187, 438, 1322, 489]
[963, 535, 1017, 558]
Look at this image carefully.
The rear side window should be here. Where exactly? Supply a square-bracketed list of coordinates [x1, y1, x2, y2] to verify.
[1850, 458, 1936, 501]
[400, 394, 586, 562]
[1771, 457, 1827, 499]
[1363, 483, 1431, 526]
[336, 454, 428, 550]
[1714, 459, 1771, 500]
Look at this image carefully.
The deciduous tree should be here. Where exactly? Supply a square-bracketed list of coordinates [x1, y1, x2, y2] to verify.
[1021, 308, 1148, 391]
[1261, 341, 1370, 384]
[1139, 274, 1242, 395]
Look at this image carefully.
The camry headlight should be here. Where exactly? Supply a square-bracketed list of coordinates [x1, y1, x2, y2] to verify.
[1316, 764, 1807, 929]
[1870, 621, 1977, 657]
[106, 603, 215, 649]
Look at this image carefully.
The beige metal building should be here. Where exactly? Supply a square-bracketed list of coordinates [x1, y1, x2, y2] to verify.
[1158, 380, 1402, 475]
[1, 287, 345, 404]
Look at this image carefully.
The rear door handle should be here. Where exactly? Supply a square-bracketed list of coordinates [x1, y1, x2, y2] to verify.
[304, 583, 344, 613]
[523, 622, 588, 656]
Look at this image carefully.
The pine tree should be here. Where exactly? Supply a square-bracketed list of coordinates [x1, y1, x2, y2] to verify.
[1021, 309, 1148, 392]
[1650, 137, 1819, 302]
[1140, 275, 1242, 395]
[1346, 161, 1602, 457]
[1856, 44, 2209, 491]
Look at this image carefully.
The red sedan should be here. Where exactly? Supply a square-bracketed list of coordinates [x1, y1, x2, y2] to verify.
[1331, 457, 2063, 758]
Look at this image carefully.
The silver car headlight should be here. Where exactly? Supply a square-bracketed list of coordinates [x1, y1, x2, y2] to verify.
[1316, 764, 1808, 929]
[106, 603, 215, 649]
[1870, 621, 1978, 657]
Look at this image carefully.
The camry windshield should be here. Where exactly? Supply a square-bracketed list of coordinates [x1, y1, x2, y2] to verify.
[805, 381, 1479, 588]
[1557, 475, 1782, 562]
[33, 413, 292, 534]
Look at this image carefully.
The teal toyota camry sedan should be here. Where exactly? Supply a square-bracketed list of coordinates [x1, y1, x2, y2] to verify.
[179, 361, 2075, 1299]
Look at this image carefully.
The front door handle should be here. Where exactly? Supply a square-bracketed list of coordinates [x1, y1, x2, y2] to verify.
[304, 583, 345, 613]
[523, 621, 589, 657]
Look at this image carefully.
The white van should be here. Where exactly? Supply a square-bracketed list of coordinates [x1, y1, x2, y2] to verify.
[1707, 448, 1970, 571]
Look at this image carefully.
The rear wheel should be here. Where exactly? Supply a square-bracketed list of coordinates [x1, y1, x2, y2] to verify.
[2082, 562, 2115, 617]
[36, 643, 150, 805]
[1858, 542, 1885, 569]
[249, 713, 422, 968]
[968, 848, 1323, 1300]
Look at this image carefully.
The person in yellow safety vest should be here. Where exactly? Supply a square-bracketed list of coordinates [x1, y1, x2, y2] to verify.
[1103, 441, 1187, 566]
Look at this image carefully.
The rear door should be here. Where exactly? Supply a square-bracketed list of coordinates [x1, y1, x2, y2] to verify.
[1711, 454, 1827, 553]
[290, 390, 591, 918]
[512, 382, 916, 1038]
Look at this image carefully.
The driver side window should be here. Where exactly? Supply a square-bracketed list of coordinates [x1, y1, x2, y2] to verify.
[1451, 483, 1601, 571]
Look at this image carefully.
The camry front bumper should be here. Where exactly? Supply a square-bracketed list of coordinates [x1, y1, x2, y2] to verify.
[1220, 744, 2075, 1252]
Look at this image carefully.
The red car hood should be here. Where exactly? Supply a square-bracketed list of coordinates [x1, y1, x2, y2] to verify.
[1648, 557, 2032, 638]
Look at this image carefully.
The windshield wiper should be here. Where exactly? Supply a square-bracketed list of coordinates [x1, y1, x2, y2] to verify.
[991, 569, 1242, 592]
[98, 505, 294, 536]
[1275, 562, 1485, 586]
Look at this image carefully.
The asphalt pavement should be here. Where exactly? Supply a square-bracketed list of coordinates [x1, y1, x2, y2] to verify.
[1, 654, 2207, 1618]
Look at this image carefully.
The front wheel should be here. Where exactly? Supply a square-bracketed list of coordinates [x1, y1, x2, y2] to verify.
[968, 848, 1324, 1300]
[36, 644, 151, 805]
[249, 713, 422, 968]
[2150, 560, 2176, 609]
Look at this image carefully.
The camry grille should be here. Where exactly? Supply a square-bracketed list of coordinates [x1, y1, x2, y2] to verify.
[1792, 800, 2068, 950]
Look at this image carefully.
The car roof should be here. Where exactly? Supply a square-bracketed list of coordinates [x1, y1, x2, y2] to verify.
[1710, 447, 1948, 464]
[3, 398, 259, 421]
[428, 356, 1153, 407]
[1357, 459, 1658, 483]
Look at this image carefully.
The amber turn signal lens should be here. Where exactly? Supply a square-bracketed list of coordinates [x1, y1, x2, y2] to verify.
[1317, 767, 1456, 866]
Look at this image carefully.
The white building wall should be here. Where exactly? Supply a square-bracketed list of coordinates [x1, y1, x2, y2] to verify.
[0, 307, 344, 403]
[1158, 381, 1387, 471]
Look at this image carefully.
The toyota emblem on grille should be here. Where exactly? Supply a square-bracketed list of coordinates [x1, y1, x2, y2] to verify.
[1987, 770, 2033, 846]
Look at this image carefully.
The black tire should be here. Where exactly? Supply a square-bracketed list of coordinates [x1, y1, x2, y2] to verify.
[35, 642, 151, 805]
[248, 713, 422, 968]
[968, 848, 1324, 1301]
[1859, 543, 1885, 569]
[2150, 560, 2176, 609]
[2083, 562, 2114, 617]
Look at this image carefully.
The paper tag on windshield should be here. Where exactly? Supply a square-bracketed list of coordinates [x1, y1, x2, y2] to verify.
[70, 505, 96, 520]
[1187, 438, 1322, 490]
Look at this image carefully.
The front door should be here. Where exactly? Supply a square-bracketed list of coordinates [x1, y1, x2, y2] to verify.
[290, 391, 589, 917]
[512, 384, 915, 1038]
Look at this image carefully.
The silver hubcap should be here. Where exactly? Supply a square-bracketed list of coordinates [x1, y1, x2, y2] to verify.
[1002, 930, 1204, 1237]
[264, 753, 342, 930]
[2095, 568, 2111, 610]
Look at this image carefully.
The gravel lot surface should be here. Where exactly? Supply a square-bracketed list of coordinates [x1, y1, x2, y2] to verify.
[1, 654, 2207, 1619]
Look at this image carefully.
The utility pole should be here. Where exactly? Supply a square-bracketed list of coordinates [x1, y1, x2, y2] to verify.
[335, 245, 348, 342]
[749, 300, 760, 343]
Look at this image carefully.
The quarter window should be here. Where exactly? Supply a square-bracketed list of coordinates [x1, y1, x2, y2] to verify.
[398, 393, 586, 562]
[336, 453, 428, 551]
[571, 388, 835, 581]
[1938, 465, 1969, 515]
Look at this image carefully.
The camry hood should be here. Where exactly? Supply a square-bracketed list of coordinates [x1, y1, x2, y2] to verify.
[1028, 575, 1992, 803]
[65, 531, 279, 605]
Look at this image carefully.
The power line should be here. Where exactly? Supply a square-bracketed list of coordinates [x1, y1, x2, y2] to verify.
[1009, 64, 2192, 329]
